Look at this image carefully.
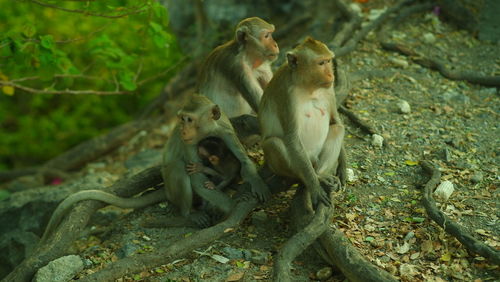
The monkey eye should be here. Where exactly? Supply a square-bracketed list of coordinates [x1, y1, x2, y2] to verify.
[264, 32, 271, 39]
[183, 116, 193, 123]
[319, 59, 331, 66]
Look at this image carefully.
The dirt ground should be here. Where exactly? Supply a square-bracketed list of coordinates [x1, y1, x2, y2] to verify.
[60, 7, 499, 282]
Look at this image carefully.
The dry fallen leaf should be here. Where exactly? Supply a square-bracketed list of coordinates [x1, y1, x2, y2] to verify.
[226, 272, 244, 281]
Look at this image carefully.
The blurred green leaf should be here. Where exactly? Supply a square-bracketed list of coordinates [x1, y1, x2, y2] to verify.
[118, 70, 137, 91]
[40, 35, 54, 50]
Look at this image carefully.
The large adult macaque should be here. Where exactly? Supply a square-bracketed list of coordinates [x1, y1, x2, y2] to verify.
[41, 95, 270, 242]
[259, 37, 346, 210]
[198, 17, 279, 118]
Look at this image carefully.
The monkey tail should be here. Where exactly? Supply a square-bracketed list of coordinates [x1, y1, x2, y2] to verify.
[40, 189, 165, 243]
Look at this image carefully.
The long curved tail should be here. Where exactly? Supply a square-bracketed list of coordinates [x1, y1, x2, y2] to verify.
[40, 189, 165, 242]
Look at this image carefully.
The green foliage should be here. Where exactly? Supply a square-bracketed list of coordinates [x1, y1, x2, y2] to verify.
[0, 0, 183, 169]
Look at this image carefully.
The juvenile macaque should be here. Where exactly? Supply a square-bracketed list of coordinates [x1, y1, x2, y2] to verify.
[198, 17, 279, 118]
[162, 94, 269, 221]
[259, 37, 346, 210]
[186, 137, 241, 190]
[41, 95, 270, 241]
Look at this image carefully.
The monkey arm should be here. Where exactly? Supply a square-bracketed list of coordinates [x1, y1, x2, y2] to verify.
[231, 62, 262, 113]
[214, 176, 235, 191]
[186, 162, 221, 177]
[217, 129, 270, 201]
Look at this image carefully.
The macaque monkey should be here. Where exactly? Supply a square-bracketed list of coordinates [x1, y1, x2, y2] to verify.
[198, 17, 279, 118]
[186, 137, 241, 190]
[41, 95, 270, 241]
[259, 37, 346, 210]
[162, 94, 269, 220]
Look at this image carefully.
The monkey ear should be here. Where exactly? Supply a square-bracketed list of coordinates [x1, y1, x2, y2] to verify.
[236, 26, 248, 44]
[287, 52, 298, 68]
[211, 105, 221, 120]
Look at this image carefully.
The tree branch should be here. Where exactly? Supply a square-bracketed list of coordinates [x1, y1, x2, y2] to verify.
[28, 0, 147, 19]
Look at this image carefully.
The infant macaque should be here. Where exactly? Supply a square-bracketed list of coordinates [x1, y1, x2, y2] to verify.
[186, 137, 241, 190]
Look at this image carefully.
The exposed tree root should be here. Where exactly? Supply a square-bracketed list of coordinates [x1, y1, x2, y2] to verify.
[2, 166, 163, 282]
[331, 0, 362, 48]
[289, 187, 397, 282]
[335, 0, 414, 57]
[274, 191, 331, 281]
[380, 42, 500, 87]
[318, 230, 398, 282]
[420, 161, 500, 265]
[78, 197, 259, 282]
[339, 105, 378, 135]
[376, 1, 500, 87]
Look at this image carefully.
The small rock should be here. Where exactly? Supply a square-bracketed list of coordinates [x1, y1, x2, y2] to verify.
[442, 91, 470, 104]
[251, 210, 268, 225]
[397, 100, 411, 114]
[222, 247, 252, 260]
[116, 243, 139, 259]
[470, 172, 484, 184]
[371, 134, 384, 148]
[250, 251, 270, 265]
[433, 180, 454, 201]
[316, 267, 333, 280]
[422, 32, 436, 44]
[389, 57, 409, 68]
[346, 168, 358, 182]
[33, 255, 84, 282]
[479, 87, 497, 95]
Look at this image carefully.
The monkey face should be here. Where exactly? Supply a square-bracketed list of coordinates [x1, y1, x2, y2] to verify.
[178, 114, 198, 144]
[259, 29, 279, 61]
[315, 57, 334, 88]
[208, 155, 220, 166]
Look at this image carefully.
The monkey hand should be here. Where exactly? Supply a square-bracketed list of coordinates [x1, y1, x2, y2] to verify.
[186, 162, 203, 174]
[250, 177, 271, 202]
[319, 175, 342, 194]
[310, 184, 332, 208]
[204, 181, 216, 190]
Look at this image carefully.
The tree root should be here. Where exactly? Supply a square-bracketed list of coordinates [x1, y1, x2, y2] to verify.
[339, 105, 378, 135]
[2, 165, 163, 282]
[78, 197, 259, 282]
[376, 1, 500, 87]
[420, 161, 500, 265]
[331, 0, 362, 48]
[335, 0, 414, 58]
[380, 42, 500, 87]
[274, 194, 331, 281]
[289, 188, 397, 282]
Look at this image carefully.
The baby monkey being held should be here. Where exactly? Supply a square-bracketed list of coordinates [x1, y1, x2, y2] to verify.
[187, 137, 241, 191]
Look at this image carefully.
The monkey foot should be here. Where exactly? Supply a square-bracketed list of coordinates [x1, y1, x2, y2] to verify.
[190, 211, 212, 228]
[319, 175, 342, 194]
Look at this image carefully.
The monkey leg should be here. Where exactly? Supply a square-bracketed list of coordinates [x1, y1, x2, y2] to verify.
[190, 172, 235, 214]
[162, 163, 193, 217]
[262, 136, 330, 211]
[261, 137, 298, 179]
